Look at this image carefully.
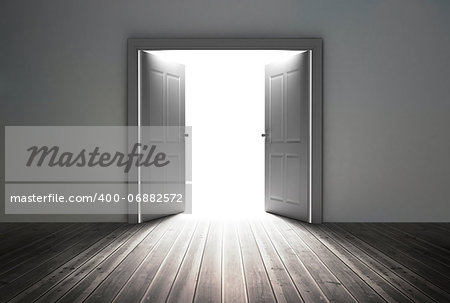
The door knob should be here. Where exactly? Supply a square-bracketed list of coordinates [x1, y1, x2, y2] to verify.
[261, 133, 268, 137]
[184, 133, 189, 137]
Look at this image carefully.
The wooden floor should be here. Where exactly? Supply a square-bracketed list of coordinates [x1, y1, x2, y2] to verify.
[0, 215, 449, 303]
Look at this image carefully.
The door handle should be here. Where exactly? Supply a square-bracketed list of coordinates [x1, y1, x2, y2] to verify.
[261, 133, 268, 137]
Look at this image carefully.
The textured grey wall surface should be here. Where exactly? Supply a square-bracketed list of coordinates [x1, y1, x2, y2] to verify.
[1, 0, 450, 222]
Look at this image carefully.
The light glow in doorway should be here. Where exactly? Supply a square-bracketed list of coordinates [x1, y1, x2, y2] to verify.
[147, 50, 301, 217]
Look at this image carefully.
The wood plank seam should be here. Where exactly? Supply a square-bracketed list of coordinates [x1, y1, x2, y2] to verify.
[330, 223, 450, 303]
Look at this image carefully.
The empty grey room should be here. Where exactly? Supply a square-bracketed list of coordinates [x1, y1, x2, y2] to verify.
[1, 0, 449, 302]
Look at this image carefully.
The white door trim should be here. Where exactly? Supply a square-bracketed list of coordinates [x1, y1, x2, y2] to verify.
[127, 38, 323, 224]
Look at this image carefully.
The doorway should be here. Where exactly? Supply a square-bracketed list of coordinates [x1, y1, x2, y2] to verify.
[127, 39, 323, 224]
[147, 50, 304, 217]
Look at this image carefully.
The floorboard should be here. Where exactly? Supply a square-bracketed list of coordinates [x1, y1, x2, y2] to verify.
[82, 218, 169, 303]
[0, 215, 449, 303]
[223, 220, 247, 303]
[303, 223, 414, 303]
[387, 223, 450, 251]
[341, 223, 450, 292]
[237, 220, 276, 303]
[0, 223, 122, 302]
[330, 223, 450, 302]
[370, 223, 450, 270]
[9, 223, 134, 303]
[112, 217, 187, 302]
[250, 219, 303, 303]
[0, 223, 83, 275]
[37, 223, 145, 303]
[166, 219, 209, 303]
[284, 219, 384, 303]
[193, 218, 223, 303]
[141, 218, 198, 302]
[261, 217, 327, 303]
[270, 218, 357, 302]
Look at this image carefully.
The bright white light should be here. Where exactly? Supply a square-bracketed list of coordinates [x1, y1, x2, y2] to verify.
[147, 50, 302, 217]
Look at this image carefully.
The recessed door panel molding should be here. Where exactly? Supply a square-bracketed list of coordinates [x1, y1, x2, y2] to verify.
[269, 153, 284, 202]
[148, 70, 165, 129]
[166, 74, 181, 143]
[285, 154, 301, 205]
[166, 74, 181, 126]
[269, 74, 284, 143]
[286, 70, 302, 143]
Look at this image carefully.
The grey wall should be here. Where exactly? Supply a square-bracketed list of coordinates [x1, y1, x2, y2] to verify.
[1, 0, 450, 222]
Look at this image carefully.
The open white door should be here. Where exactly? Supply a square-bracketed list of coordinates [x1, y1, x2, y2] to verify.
[264, 52, 311, 222]
[138, 52, 186, 222]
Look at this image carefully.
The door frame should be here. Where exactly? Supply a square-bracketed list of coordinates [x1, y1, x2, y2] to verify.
[127, 38, 323, 224]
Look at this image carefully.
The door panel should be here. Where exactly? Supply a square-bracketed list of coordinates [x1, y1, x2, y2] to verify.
[139, 51, 186, 222]
[148, 70, 164, 128]
[269, 154, 284, 201]
[265, 52, 310, 222]
[286, 70, 301, 142]
[269, 75, 284, 142]
[166, 74, 181, 142]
